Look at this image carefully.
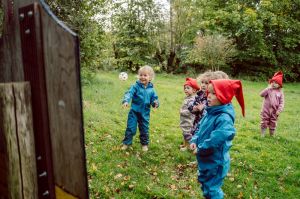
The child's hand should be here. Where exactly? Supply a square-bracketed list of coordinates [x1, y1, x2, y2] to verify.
[192, 106, 199, 112]
[276, 111, 280, 116]
[190, 143, 196, 151]
[196, 104, 204, 111]
[122, 102, 129, 108]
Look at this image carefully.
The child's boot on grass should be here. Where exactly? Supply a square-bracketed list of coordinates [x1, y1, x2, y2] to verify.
[142, 145, 148, 152]
[121, 144, 129, 150]
[180, 140, 189, 151]
[261, 128, 266, 137]
[269, 129, 275, 136]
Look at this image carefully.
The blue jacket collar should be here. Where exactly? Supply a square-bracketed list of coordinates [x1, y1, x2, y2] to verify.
[136, 80, 153, 88]
[206, 103, 235, 119]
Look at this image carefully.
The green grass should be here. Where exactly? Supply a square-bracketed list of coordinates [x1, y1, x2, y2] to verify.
[82, 70, 300, 199]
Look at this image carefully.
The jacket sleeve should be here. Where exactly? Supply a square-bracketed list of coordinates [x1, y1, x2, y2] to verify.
[198, 114, 235, 156]
[150, 89, 159, 108]
[190, 117, 205, 144]
[122, 85, 136, 104]
[277, 91, 285, 113]
[260, 88, 270, 97]
[181, 98, 194, 116]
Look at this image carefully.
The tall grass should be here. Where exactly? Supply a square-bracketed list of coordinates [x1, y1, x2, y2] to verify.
[82, 70, 300, 199]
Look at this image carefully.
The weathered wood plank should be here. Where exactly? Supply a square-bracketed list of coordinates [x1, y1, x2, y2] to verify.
[0, 83, 22, 199]
[0, 0, 38, 82]
[0, 82, 38, 199]
[13, 82, 38, 199]
[39, 2, 88, 198]
[19, 4, 55, 198]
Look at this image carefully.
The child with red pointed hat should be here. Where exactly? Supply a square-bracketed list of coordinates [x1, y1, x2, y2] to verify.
[260, 71, 284, 136]
[179, 78, 200, 151]
[188, 71, 229, 142]
[190, 79, 245, 199]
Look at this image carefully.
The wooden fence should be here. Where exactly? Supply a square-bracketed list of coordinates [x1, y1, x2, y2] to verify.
[0, 0, 88, 198]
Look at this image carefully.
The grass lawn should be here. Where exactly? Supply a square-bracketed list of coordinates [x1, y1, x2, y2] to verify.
[82, 70, 300, 199]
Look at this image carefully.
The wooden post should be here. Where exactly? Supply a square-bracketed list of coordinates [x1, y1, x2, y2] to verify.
[0, 82, 38, 199]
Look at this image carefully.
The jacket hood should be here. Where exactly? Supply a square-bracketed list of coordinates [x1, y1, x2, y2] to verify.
[206, 103, 235, 121]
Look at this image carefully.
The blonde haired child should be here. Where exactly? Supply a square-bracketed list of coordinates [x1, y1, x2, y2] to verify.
[121, 65, 159, 151]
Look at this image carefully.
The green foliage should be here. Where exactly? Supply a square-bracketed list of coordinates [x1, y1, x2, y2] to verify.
[111, 0, 164, 71]
[44, 0, 300, 81]
[187, 34, 237, 71]
[83, 71, 300, 198]
[194, 0, 300, 80]
[45, 0, 106, 70]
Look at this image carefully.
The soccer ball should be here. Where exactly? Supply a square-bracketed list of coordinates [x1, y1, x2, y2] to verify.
[119, 72, 128, 81]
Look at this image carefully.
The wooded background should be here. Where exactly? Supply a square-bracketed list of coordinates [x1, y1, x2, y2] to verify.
[3, 0, 299, 81]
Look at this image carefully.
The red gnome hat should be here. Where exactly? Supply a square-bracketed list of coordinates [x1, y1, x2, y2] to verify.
[184, 78, 200, 90]
[210, 79, 245, 117]
[269, 71, 283, 87]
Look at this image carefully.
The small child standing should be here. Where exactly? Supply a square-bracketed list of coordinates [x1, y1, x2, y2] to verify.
[260, 71, 284, 136]
[121, 65, 159, 151]
[190, 79, 245, 199]
[179, 78, 200, 151]
[188, 71, 229, 139]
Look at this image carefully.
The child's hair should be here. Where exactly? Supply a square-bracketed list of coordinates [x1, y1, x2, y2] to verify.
[197, 70, 214, 82]
[214, 71, 229, 79]
[138, 65, 155, 80]
[197, 70, 229, 82]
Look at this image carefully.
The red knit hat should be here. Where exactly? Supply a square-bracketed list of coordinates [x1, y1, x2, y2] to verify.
[210, 79, 245, 117]
[269, 71, 283, 87]
[184, 78, 200, 90]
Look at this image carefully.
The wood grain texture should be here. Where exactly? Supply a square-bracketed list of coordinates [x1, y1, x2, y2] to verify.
[19, 4, 56, 198]
[0, 0, 37, 82]
[39, 2, 88, 199]
[13, 82, 38, 199]
[0, 83, 22, 199]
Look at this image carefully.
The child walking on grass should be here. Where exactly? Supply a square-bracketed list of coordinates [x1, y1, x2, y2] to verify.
[179, 78, 200, 151]
[260, 71, 284, 136]
[121, 65, 159, 152]
[190, 79, 245, 199]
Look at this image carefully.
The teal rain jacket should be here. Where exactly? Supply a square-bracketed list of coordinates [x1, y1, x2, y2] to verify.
[122, 81, 159, 111]
[191, 103, 236, 171]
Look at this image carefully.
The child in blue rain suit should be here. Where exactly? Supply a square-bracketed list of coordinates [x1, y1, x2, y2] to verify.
[190, 79, 245, 199]
[121, 65, 159, 152]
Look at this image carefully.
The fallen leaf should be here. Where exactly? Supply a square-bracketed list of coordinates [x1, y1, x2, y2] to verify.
[170, 184, 177, 190]
[237, 191, 243, 199]
[114, 173, 123, 180]
[128, 184, 134, 190]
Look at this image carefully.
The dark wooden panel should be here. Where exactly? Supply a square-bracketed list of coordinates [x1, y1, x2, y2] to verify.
[19, 4, 55, 199]
[39, 1, 88, 198]
[0, 0, 38, 82]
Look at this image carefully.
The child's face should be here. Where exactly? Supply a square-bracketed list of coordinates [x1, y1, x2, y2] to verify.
[270, 81, 280, 89]
[139, 71, 151, 86]
[200, 78, 209, 92]
[184, 85, 196, 96]
[207, 84, 222, 107]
